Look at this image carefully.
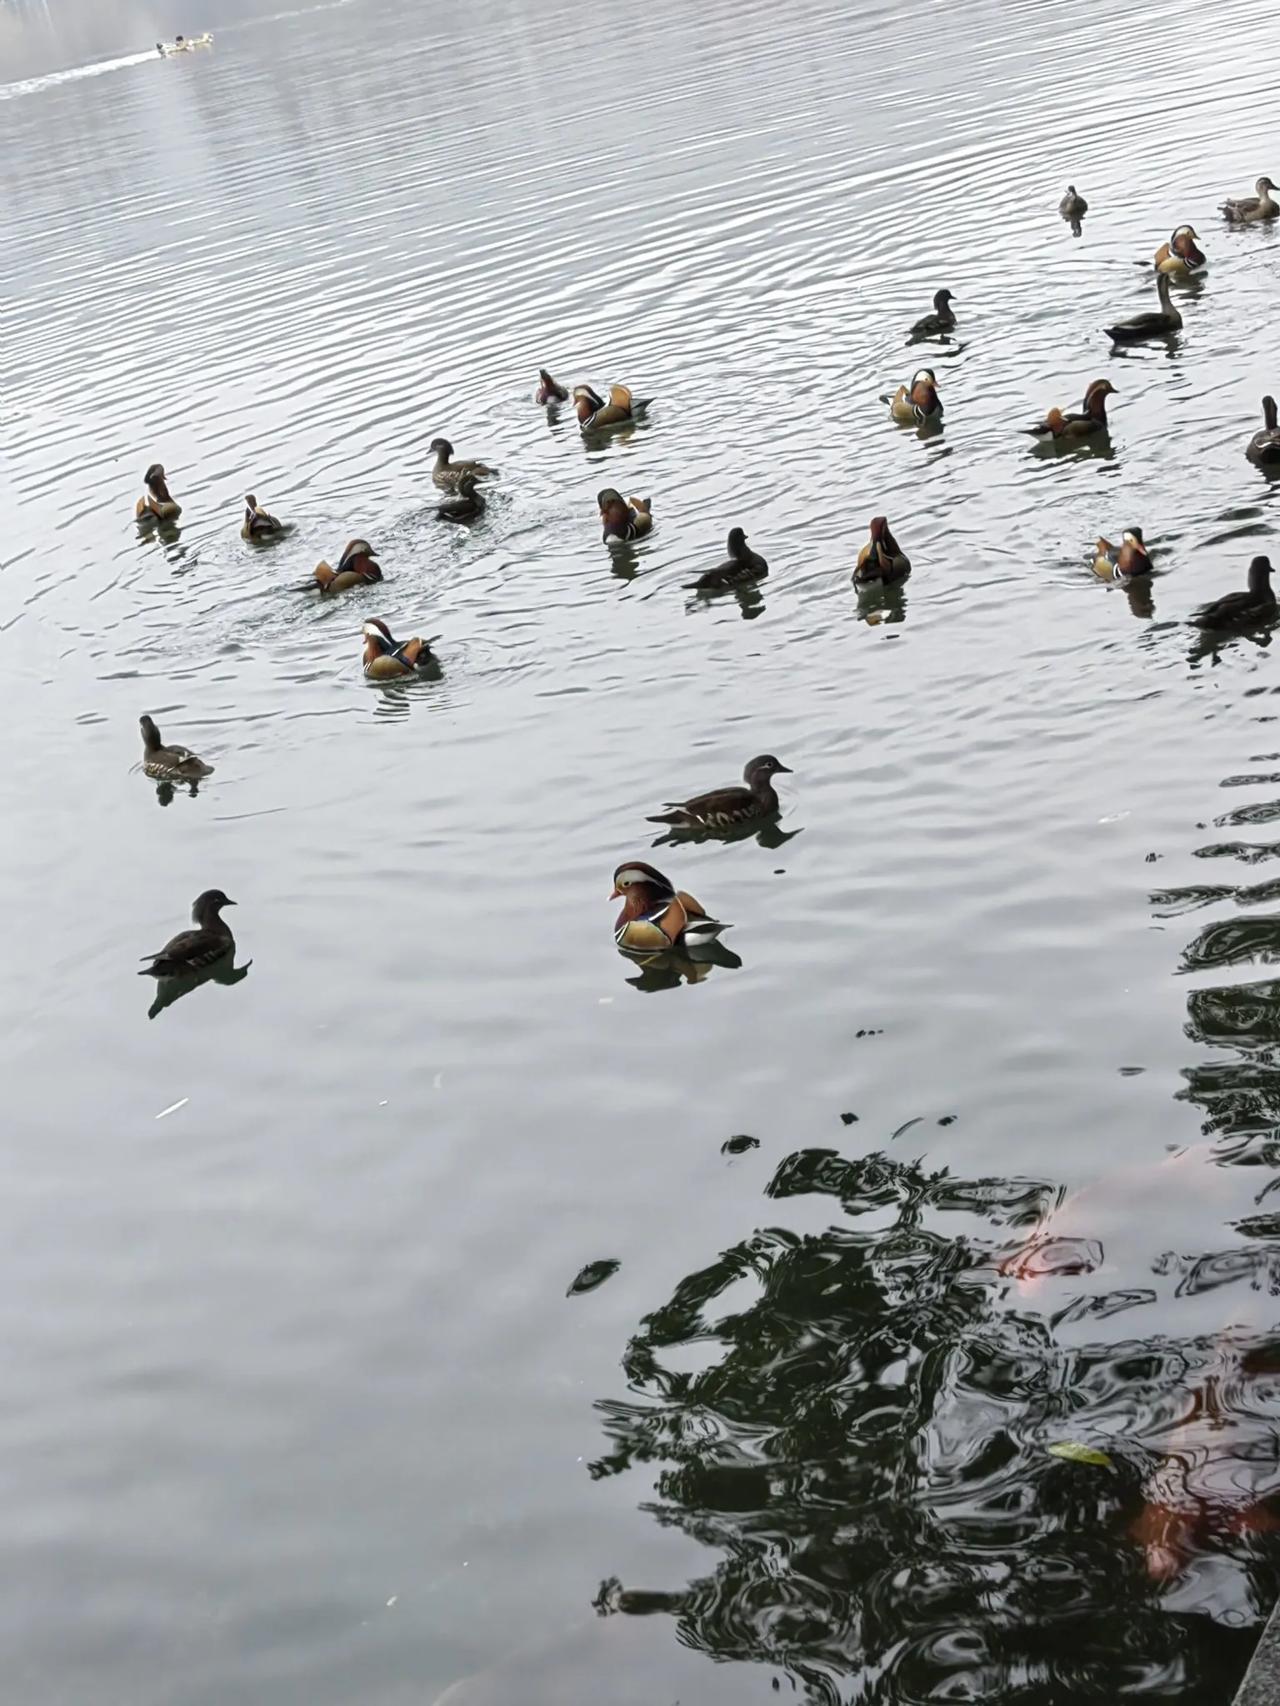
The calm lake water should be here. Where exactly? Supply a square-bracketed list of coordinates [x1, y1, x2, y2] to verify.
[5, 0, 1280, 1699]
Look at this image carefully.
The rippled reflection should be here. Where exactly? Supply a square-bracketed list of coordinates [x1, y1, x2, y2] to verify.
[592, 1142, 1278, 1700]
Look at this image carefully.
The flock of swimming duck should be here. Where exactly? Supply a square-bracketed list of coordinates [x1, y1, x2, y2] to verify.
[134, 174, 1280, 987]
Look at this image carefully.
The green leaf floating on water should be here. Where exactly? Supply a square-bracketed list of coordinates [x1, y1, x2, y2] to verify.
[1047, 1441, 1115, 1469]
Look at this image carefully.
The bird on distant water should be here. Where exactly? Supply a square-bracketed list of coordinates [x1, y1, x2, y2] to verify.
[1059, 184, 1088, 220]
[1192, 557, 1276, 631]
[430, 438, 498, 492]
[139, 715, 214, 785]
[1220, 176, 1278, 224]
[240, 493, 285, 538]
[909, 289, 956, 339]
[1103, 272, 1182, 343]
[854, 515, 911, 586]
[1092, 528, 1151, 581]
[297, 539, 383, 595]
[438, 473, 486, 522]
[597, 489, 652, 542]
[1246, 397, 1280, 467]
[534, 369, 568, 404]
[647, 755, 791, 830]
[573, 384, 649, 430]
[886, 368, 942, 426]
[690, 528, 768, 592]
[1024, 378, 1116, 441]
[1154, 224, 1206, 276]
[139, 890, 236, 979]
[361, 618, 437, 678]
[136, 463, 181, 521]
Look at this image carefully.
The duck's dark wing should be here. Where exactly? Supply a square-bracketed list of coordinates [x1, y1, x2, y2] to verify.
[1105, 313, 1172, 340]
[648, 784, 759, 827]
[140, 927, 232, 976]
[1194, 590, 1269, 629]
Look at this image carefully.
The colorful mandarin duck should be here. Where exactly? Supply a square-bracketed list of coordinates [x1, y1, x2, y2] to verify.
[597, 489, 653, 542]
[139, 715, 214, 785]
[535, 369, 568, 404]
[690, 528, 768, 591]
[240, 493, 284, 538]
[572, 383, 648, 430]
[854, 515, 911, 586]
[647, 755, 791, 830]
[1154, 223, 1206, 275]
[139, 890, 236, 979]
[1192, 557, 1276, 631]
[1092, 528, 1151, 581]
[610, 860, 723, 953]
[304, 539, 383, 595]
[888, 368, 942, 426]
[361, 618, 437, 678]
[135, 463, 181, 521]
[1024, 378, 1116, 441]
[430, 438, 498, 492]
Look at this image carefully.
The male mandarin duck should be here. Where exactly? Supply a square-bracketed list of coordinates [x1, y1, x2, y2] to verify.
[135, 463, 181, 522]
[139, 714, 214, 785]
[647, 755, 791, 830]
[691, 528, 768, 592]
[300, 538, 383, 595]
[1247, 397, 1280, 467]
[888, 368, 942, 426]
[1024, 378, 1116, 441]
[361, 617, 437, 679]
[1092, 527, 1152, 580]
[909, 289, 956, 339]
[1155, 224, 1207, 275]
[573, 383, 648, 430]
[438, 473, 486, 522]
[854, 515, 911, 586]
[1193, 557, 1276, 631]
[535, 369, 568, 404]
[240, 493, 284, 538]
[598, 488, 653, 542]
[1221, 176, 1278, 224]
[1103, 272, 1181, 342]
[430, 437, 498, 493]
[611, 860, 723, 953]
[1059, 185, 1088, 220]
[139, 890, 236, 979]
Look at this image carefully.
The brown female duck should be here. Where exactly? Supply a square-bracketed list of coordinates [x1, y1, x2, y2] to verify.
[1193, 557, 1276, 631]
[1221, 177, 1278, 224]
[598, 489, 653, 542]
[1104, 271, 1182, 342]
[438, 473, 486, 522]
[647, 755, 791, 830]
[854, 515, 911, 585]
[302, 538, 383, 595]
[1247, 397, 1280, 466]
[535, 369, 568, 404]
[1154, 224, 1207, 275]
[1092, 527, 1151, 580]
[430, 438, 498, 493]
[1059, 185, 1088, 220]
[135, 463, 181, 522]
[909, 289, 956, 338]
[888, 368, 942, 426]
[361, 617, 437, 679]
[573, 383, 648, 430]
[139, 714, 214, 784]
[139, 889, 236, 979]
[611, 860, 723, 953]
[691, 527, 768, 591]
[240, 493, 284, 538]
[1024, 378, 1116, 441]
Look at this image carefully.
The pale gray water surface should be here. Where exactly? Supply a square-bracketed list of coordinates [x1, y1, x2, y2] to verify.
[5, 0, 1280, 1699]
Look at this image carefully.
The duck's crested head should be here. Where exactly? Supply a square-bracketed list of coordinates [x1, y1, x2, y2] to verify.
[245, 492, 258, 509]
[727, 526, 748, 554]
[1066, 183, 1077, 194]
[1258, 177, 1276, 194]
[362, 617, 394, 641]
[139, 713, 162, 749]
[144, 462, 167, 487]
[745, 754, 792, 782]
[573, 384, 604, 406]
[429, 437, 453, 459]
[1085, 378, 1116, 404]
[868, 514, 890, 541]
[1122, 527, 1146, 548]
[911, 367, 937, 386]
[934, 288, 954, 306]
[192, 888, 235, 921]
[1172, 223, 1198, 241]
[597, 487, 624, 510]
[611, 859, 674, 901]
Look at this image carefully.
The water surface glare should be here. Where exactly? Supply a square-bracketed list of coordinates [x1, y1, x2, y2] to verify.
[5, 0, 1280, 1699]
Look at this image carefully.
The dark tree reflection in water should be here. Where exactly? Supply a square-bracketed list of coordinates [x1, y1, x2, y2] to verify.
[591, 1146, 1279, 1704]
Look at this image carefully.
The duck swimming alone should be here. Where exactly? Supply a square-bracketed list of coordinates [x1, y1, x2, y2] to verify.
[1092, 528, 1151, 580]
[1024, 378, 1116, 441]
[1104, 271, 1182, 342]
[597, 489, 653, 542]
[1221, 176, 1278, 224]
[535, 369, 568, 404]
[304, 538, 383, 595]
[361, 617, 437, 678]
[139, 714, 214, 784]
[1154, 224, 1207, 275]
[135, 463, 181, 522]
[1059, 185, 1088, 219]
[888, 368, 942, 426]
[611, 860, 723, 953]
[691, 527, 768, 591]
[430, 438, 498, 493]
[909, 289, 956, 339]
[1192, 557, 1276, 631]
[1247, 397, 1280, 466]
[647, 755, 791, 830]
[854, 515, 911, 585]
[240, 493, 284, 538]
[573, 384, 648, 430]
[139, 889, 235, 979]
